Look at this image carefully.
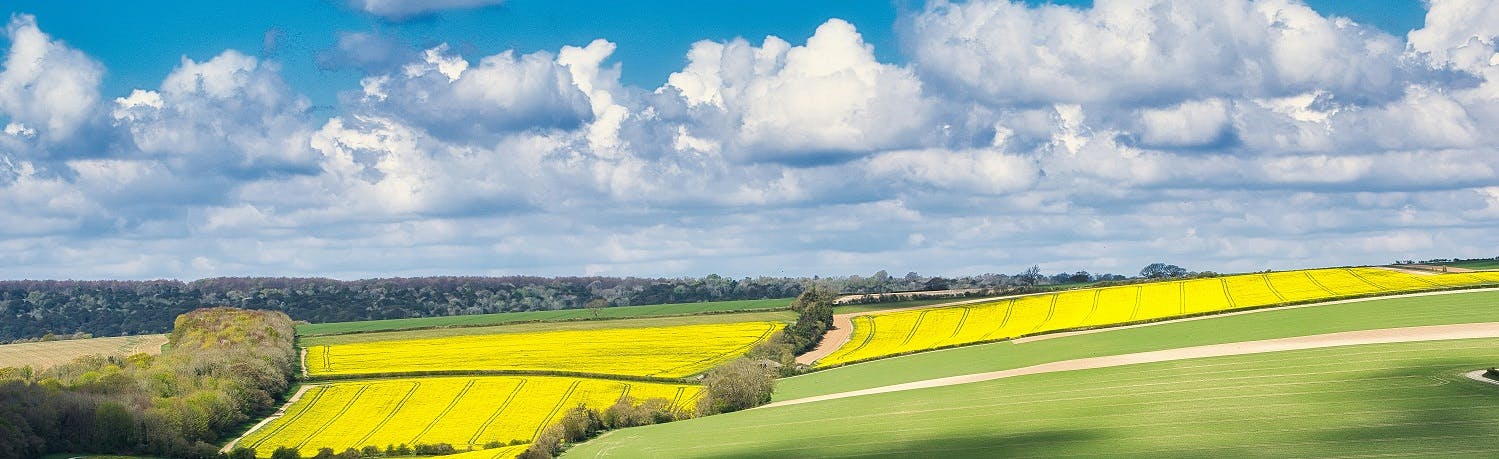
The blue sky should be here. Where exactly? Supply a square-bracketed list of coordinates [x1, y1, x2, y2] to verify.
[5, 0, 1424, 108]
[1, 0, 1496, 280]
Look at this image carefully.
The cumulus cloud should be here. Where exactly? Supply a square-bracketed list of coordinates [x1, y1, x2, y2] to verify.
[112, 50, 318, 174]
[863, 148, 1038, 194]
[356, 44, 595, 140]
[0, 14, 103, 145]
[317, 31, 415, 73]
[1133, 99, 1236, 149]
[8, 2, 1499, 280]
[905, 0, 1411, 106]
[1408, 0, 1499, 72]
[664, 19, 938, 163]
[347, 0, 505, 20]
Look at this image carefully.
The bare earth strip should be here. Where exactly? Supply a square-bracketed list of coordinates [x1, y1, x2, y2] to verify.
[765, 322, 1499, 409]
[0, 334, 168, 370]
[794, 296, 1009, 365]
[1373, 264, 1475, 274]
[1464, 370, 1499, 386]
[222, 384, 319, 453]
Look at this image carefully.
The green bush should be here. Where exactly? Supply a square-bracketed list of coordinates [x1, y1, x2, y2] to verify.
[603, 396, 683, 429]
[227, 447, 257, 459]
[696, 358, 775, 415]
[271, 446, 302, 459]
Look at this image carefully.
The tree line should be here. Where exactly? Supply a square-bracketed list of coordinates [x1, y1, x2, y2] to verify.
[0, 308, 298, 458]
[0, 269, 1131, 342]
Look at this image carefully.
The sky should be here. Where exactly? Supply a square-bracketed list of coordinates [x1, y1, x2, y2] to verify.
[0, 0, 1496, 280]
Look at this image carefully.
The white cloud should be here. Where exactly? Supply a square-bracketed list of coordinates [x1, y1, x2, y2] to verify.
[906, 0, 1409, 105]
[1408, 0, 1499, 72]
[0, 14, 102, 144]
[1134, 99, 1235, 148]
[7, 3, 1499, 281]
[357, 43, 594, 140]
[665, 19, 937, 162]
[863, 148, 1038, 194]
[348, 0, 505, 20]
[112, 50, 317, 172]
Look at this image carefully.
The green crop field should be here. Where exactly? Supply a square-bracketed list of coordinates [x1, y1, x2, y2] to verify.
[296, 298, 794, 336]
[566, 338, 1499, 458]
[1440, 259, 1499, 270]
[777, 289, 1499, 401]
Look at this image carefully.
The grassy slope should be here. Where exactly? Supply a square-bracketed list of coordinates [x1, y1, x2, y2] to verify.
[0, 334, 168, 370]
[566, 338, 1499, 458]
[300, 310, 796, 347]
[297, 298, 794, 336]
[775, 289, 1499, 401]
[1442, 259, 1499, 270]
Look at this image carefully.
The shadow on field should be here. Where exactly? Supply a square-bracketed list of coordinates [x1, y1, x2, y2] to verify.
[696, 429, 1106, 459]
[1305, 362, 1499, 453]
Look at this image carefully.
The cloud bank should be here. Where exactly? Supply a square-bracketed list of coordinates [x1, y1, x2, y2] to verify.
[3, 0, 1499, 280]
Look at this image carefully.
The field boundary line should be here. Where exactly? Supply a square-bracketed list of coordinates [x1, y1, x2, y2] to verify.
[221, 384, 321, 452]
[410, 379, 476, 444]
[1261, 274, 1288, 303]
[976, 299, 1017, 342]
[353, 381, 421, 450]
[296, 384, 371, 450]
[1218, 278, 1237, 310]
[298, 304, 796, 338]
[470, 379, 528, 447]
[899, 311, 930, 346]
[796, 294, 1010, 366]
[1344, 268, 1390, 291]
[763, 322, 1499, 409]
[1077, 290, 1103, 329]
[1177, 282, 1186, 315]
[1126, 286, 1143, 321]
[1303, 271, 1340, 296]
[1013, 286, 1499, 344]
[654, 322, 781, 377]
[799, 285, 1499, 371]
[1028, 295, 1060, 334]
[534, 381, 583, 439]
[834, 317, 878, 361]
[300, 368, 695, 384]
[947, 308, 970, 340]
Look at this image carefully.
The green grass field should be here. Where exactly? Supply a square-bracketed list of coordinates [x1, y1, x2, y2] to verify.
[299, 311, 795, 347]
[566, 338, 1499, 457]
[296, 298, 794, 336]
[1440, 259, 1499, 270]
[777, 289, 1499, 401]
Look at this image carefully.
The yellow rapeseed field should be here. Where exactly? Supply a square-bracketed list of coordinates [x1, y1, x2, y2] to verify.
[816, 268, 1499, 367]
[239, 376, 700, 456]
[307, 321, 782, 378]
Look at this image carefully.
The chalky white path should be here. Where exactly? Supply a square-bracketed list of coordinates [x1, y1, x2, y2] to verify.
[765, 322, 1499, 409]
